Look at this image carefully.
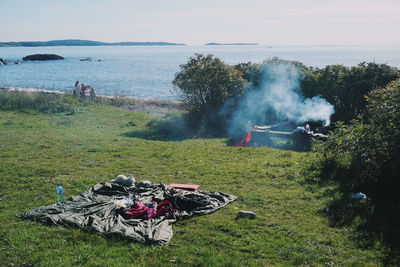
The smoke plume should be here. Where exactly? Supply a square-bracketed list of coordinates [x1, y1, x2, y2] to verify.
[225, 61, 334, 136]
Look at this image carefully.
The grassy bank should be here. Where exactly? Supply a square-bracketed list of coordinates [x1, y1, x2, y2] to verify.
[0, 96, 390, 266]
[0, 87, 183, 114]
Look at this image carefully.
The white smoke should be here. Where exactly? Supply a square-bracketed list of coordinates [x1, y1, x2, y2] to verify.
[226, 61, 334, 136]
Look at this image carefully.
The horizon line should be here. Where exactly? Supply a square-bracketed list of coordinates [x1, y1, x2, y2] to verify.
[1, 39, 400, 47]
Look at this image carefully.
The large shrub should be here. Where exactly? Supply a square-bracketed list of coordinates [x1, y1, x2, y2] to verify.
[311, 79, 400, 246]
[173, 54, 247, 131]
[233, 59, 399, 124]
[301, 62, 400, 122]
[173, 55, 400, 135]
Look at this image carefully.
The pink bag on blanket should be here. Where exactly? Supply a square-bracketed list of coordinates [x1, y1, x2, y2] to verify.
[146, 202, 157, 219]
[124, 200, 175, 219]
[125, 201, 147, 219]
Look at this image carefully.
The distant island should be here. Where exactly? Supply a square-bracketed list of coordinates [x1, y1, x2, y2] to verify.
[0, 39, 186, 47]
[205, 42, 259, 46]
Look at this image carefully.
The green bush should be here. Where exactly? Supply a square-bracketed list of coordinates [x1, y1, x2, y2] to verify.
[236, 60, 399, 123]
[0, 91, 79, 114]
[301, 62, 400, 122]
[173, 55, 399, 136]
[145, 113, 190, 140]
[173, 54, 247, 131]
[310, 80, 400, 246]
[123, 112, 191, 140]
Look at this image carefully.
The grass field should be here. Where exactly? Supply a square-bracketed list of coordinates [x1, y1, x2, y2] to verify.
[0, 99, 390, 266]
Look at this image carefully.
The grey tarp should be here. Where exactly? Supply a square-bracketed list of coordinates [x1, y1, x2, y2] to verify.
[18, 181, 237, 245]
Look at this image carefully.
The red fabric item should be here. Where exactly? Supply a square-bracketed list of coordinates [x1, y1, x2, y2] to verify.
[125, 200, 176, 219]
[155, 206, 172, 217]
[235, 131, 251, 147]
[155, 200, 175, 217]
[157, 200, 172, 210]
[245, 132, 251, 143]
[125, 201, 148, 219]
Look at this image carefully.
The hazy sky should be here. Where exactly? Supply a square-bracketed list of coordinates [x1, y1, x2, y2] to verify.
[1, 0, 399, 45]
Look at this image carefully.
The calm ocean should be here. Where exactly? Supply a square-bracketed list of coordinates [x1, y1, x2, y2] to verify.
[1, 45, 400, 99]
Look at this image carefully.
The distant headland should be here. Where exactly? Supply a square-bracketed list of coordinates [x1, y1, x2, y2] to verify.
[0, 39, 186, 47]
[205, 42, 259, 46]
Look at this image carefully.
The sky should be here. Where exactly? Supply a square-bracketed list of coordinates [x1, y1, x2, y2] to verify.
[1, 0, 399, 45]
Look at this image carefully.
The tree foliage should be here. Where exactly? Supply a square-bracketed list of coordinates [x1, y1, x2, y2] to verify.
[235, 59, 399, 124]
[173, 54, 399, 135]
[234, 62, 262, 88]
[173, 54, 247, 130]
[301, 62, 400, 122]
[235, 57, 309, 88]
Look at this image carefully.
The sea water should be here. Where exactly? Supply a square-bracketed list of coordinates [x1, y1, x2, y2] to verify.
[1, 45, 399, 99]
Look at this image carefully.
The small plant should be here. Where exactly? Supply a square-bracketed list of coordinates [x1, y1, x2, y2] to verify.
[126, 121, 136, 126]
[145, 113, 190, 140]
[3, 120, 13, 126]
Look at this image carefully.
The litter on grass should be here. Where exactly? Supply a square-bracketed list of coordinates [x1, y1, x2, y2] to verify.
[349, 192, 367, 200]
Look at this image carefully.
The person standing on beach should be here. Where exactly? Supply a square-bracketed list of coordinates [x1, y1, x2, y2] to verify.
[81, 84, 87, 97]
[90, 87, 96, 100]
[74, 81, 81, 98]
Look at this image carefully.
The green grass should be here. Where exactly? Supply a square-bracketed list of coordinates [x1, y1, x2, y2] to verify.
[0, 103, 390, 266]
[0, 91, 79, 114]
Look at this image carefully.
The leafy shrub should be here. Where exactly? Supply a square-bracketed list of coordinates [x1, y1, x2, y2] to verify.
[173, 54, 247, 131]
[173, 55, 399, 137]
[145, 113, 190, 140]
[236, 60, 399, 123]
[310, 80, 400, 247]
[123, 113, 192, 141]
[126, 121, 136, 127]
[301, 62, 400, 122]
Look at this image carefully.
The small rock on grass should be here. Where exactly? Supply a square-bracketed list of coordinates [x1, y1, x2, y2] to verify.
[237, 210, 256, 219]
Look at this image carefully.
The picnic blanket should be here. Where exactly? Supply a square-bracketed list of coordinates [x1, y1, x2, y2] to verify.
[18, 181, 237, 245]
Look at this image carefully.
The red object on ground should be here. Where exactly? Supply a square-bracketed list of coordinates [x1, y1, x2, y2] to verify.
[244, 131, 251, 143]
[125, 201, 148, 219]
[155, 200, 175, 217]
[167, 183, 200, 191]
[235, 131, 251, 147]
[125, 200, 176, 219]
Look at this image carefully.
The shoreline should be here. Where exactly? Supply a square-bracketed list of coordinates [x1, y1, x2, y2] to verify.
[0, 86, 183, 114]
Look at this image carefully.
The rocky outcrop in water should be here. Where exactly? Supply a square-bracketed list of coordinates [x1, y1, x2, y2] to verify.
[0, 58, 21, 65]
[80, 57, 93, 61]
[23, 54, 64, 61]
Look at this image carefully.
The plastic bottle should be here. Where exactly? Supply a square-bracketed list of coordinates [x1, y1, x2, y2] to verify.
[56, 184, 64, 204]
